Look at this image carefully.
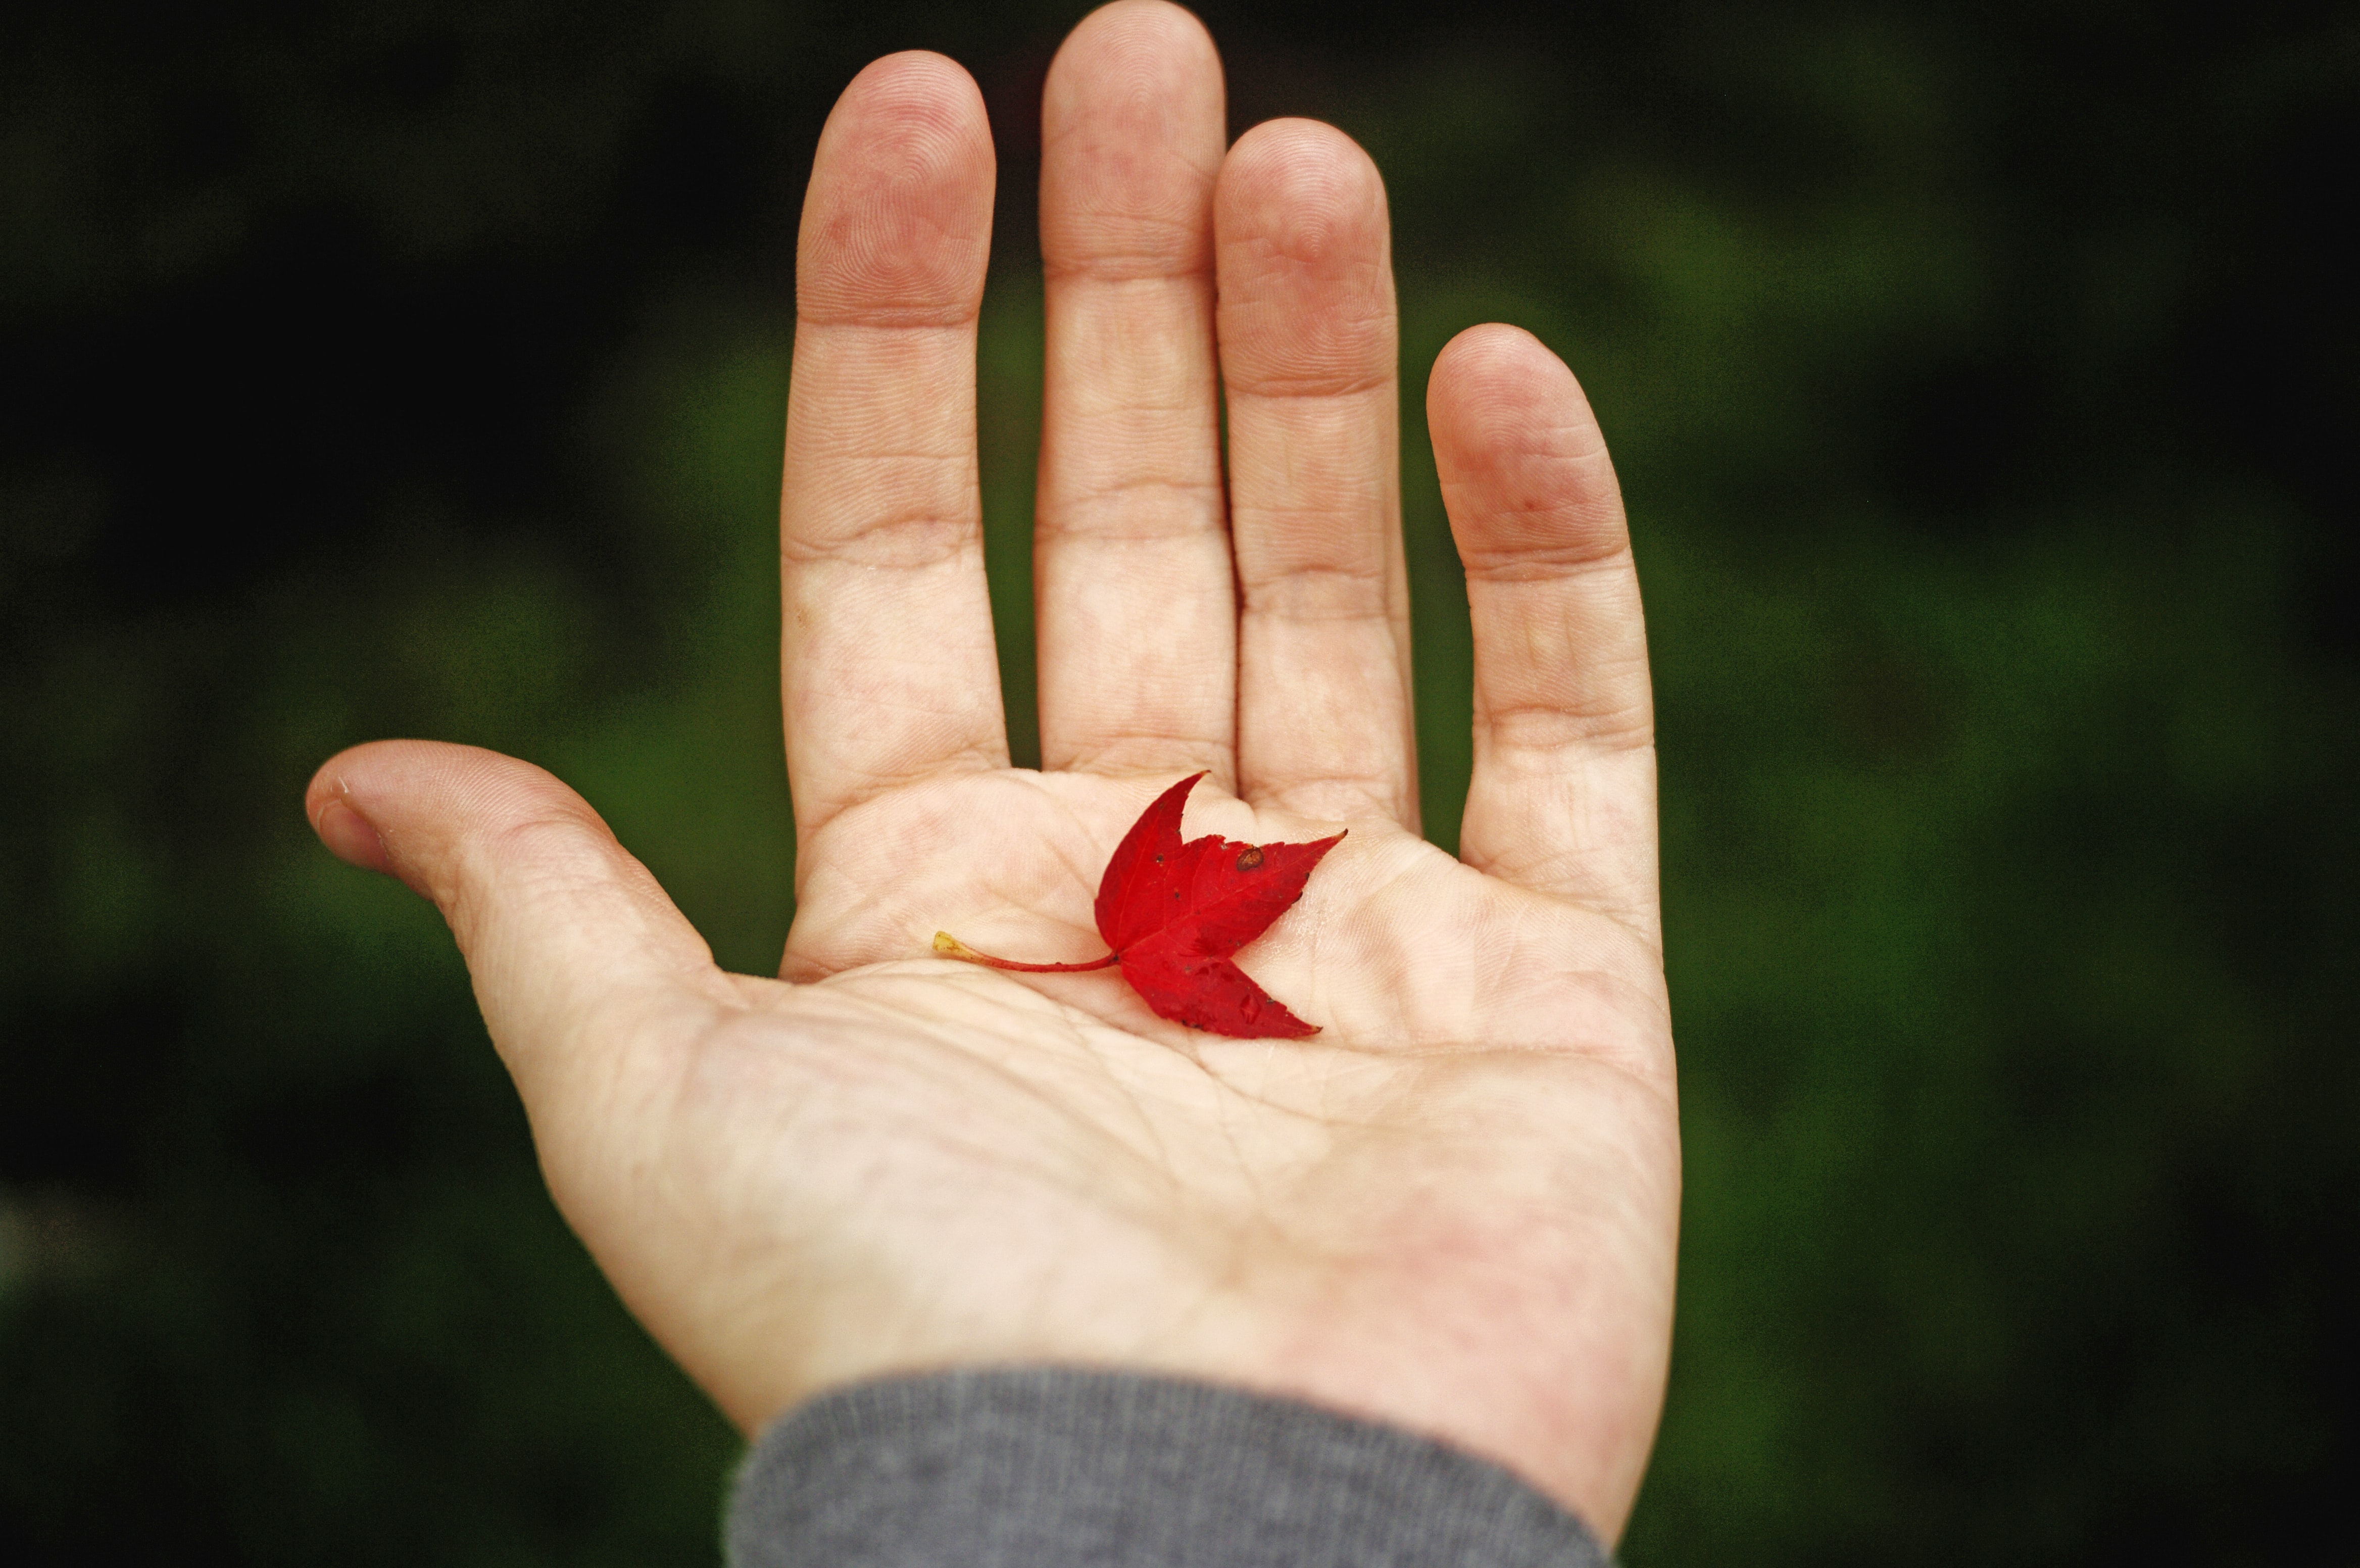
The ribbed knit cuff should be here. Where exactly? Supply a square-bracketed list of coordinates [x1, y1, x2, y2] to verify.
[726, 1366, 1611, 1568]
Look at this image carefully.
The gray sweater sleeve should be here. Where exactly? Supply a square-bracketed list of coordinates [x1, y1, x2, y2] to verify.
[725, 1367, 1612, 1567]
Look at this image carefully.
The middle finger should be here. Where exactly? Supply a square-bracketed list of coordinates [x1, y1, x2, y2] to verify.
[1034, 1, 1236, 786]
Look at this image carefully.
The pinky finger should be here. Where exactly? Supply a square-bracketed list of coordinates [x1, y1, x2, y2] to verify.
[1428, 325, 1658, 943]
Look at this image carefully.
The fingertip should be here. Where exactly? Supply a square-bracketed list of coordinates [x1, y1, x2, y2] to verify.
[826, 50, 991, 167]
[1215, 119, 1394, 397]
[1427, 323, 1621, 577]
[837, 49, 990, 140]
[799, 51, 996, 326]
[1217, 118, 1389, 260]
[1041, 0, 1226, 275]
[1430, 322, 1566, 398]
[1427, 324, 1586, 458]
[1050, 1, 1222, 112]
[307, 745, 415, 886]
[310, 793, 393, 876]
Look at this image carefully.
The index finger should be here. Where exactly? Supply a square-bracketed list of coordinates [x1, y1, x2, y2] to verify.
[781, 54, 1008, 860]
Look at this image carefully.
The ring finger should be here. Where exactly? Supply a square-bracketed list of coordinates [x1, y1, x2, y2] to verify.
[1216, 119, 1417, 829]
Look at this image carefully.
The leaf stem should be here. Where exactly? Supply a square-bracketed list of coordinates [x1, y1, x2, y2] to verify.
[932, 932, 1121, 973]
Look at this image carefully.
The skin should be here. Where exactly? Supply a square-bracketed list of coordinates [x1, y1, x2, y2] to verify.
[305, 1, 1676, 1543]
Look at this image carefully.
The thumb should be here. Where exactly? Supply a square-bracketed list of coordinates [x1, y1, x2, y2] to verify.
[305, 740, 734, 1125]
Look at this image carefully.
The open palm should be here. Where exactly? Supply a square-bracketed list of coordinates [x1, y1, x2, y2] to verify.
[307, 2, 1676, 1544]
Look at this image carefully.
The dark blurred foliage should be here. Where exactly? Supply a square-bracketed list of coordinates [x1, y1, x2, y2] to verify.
[2, 0, 2352, 1560]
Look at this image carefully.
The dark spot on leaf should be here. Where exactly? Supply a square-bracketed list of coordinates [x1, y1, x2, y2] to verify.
[1235, 847, 1263, 871]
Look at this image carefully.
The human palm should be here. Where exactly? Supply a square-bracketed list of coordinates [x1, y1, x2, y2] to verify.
[307, 1, 1676, 1544]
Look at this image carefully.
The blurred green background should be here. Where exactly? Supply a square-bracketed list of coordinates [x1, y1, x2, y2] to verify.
[3, 0, 2352, 1560]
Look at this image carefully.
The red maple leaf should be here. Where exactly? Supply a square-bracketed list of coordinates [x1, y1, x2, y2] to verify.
[932, 773, 1346, 1038]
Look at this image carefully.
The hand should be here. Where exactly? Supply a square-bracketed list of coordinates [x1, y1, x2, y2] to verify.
[306, 1, 1676, 1542]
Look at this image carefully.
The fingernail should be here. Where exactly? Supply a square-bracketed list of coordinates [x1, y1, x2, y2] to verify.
[313, 794, 394, 876]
